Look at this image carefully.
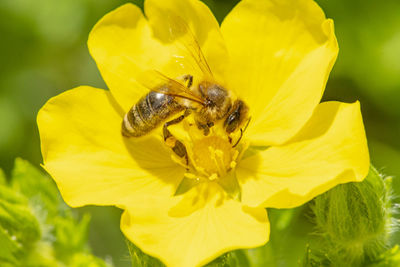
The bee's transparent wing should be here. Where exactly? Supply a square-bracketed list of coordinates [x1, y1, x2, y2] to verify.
[135, 13, 215, 105]
[164, 14, 214, 80]
[137, 70, 205, 105]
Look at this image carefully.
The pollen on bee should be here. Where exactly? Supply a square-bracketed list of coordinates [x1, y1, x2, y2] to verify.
[165, 136, 177, 148]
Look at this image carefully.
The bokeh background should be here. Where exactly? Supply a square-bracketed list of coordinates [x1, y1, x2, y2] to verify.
[1, 0, 399, 266]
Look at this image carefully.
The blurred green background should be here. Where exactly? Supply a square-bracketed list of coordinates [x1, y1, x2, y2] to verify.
[0, 0, 399, 266]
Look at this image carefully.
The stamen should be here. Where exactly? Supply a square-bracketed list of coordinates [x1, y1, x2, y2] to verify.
[209, 148, 223, 177]
[167, 119, 246, 182]
[189, 135, 238, 180]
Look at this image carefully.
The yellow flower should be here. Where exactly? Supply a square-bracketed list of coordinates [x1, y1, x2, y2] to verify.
[37, 0, 370, 266]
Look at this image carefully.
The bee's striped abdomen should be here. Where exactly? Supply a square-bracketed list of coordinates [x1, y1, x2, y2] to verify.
[122, 91, 183, 137]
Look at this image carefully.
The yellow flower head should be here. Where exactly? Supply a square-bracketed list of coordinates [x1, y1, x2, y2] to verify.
[37, 0, 370, 266]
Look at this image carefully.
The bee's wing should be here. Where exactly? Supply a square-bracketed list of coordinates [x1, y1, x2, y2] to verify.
[165, 14, 214, 80]
[137, 70, 205, 105]
[136, 14, 215, 105]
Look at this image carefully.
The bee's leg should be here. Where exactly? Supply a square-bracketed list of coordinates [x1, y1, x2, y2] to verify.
[163, 110, 191, 165]
[232, 117, 251, 148]
[180, 74, 193, 88]
[196, 121, 213, 136]
[232, 129, 243, 148]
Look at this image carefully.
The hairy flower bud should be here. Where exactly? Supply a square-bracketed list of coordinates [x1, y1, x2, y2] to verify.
[310, 167, 394, 266]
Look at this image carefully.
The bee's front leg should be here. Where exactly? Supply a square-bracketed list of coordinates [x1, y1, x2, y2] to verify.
[163, 110, 191, 166]
[196, 121, 213, 136]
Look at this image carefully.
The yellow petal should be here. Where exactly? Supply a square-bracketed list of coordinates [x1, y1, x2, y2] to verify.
[88, 1, 227, 112]
[237, 101, 369, 208]
[121, 182, 269, 267]
[221, 0, 338, 146]
[37, 86, 183, 207]
[88, 4, 161, 111]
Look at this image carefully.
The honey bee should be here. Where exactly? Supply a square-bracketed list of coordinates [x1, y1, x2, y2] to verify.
[121, 15, 249, 163]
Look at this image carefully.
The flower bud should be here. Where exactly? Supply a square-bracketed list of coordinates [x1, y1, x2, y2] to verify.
[311, 167, 393, 266]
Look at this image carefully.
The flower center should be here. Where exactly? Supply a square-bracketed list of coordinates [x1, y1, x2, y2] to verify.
[167, 118, 246, 197]
[191, 136, 238, 180]
[166, 117, 246, 183]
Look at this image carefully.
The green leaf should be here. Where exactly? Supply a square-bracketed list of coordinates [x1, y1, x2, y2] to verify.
[126, 240, 250, 267]
[245, 207, 313, 267]
[68, 253, 112, 267]
[0, 161, 112, 267]
[204, 252, 239, 267]
[0, 169, 6, 185]
[0, 183, 26, 205]
[216, 251, 249, 267]
[0, 184, 41, 266]
[53, 212, 91, 261]
[0, 184, 41, 247]
[11, 158, 61, 217]
[0, 226, 21, 265]
[126, 241, 164, 267]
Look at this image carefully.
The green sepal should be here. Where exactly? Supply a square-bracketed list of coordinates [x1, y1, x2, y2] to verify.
[217, 170, 241, 201]
[241, 146, 269, 160]
[174, 176, 201, 196]
[175, 171, 241, 200]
